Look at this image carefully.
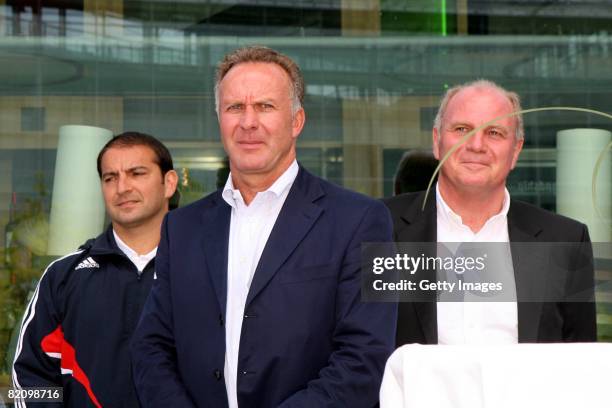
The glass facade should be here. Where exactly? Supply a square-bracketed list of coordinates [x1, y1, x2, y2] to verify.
[1, 0, 612, 386]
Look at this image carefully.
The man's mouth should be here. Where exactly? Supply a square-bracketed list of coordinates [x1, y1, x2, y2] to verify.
[460, 161, 490, 171]
[116, 200, 139, 208]
[238, 140, 264, 149]
[461, 160, 489, 167]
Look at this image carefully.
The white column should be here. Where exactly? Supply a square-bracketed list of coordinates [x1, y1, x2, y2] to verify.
[47, 125, 113, 256]
[556, 128, 612, 243]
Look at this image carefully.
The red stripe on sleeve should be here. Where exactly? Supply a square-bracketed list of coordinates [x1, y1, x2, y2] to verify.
[41, 326, 103, 408]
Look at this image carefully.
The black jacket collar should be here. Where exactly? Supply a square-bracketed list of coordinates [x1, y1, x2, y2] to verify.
[86, 225, 125, 257]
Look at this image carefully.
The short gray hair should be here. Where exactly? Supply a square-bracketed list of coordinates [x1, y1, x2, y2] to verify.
[214, 45, 304, 116]
[433, 79, 524, 140]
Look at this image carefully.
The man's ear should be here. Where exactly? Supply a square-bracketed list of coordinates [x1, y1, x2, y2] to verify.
[510, 137, 524, 170]
[432, 128, 441, 160]
[291, 107, 306, 139]
[164, 170, 179, 199]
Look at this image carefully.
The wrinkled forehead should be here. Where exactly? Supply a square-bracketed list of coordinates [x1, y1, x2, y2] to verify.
[219, 62, 292, 96]
[444, 86, 516, 128]
[101, 145, 158, 171]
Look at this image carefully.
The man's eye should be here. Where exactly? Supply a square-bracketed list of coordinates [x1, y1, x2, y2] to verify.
[227, 104, 243, 112]
[259, 103, 274, 111]
[103, 177, 114, 183]
[488, 129, 504, 138]
[455, 126, 469, 133]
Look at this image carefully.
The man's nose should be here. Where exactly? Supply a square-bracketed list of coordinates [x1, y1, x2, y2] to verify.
[117, 174, 132, 193]
[240, 105, 259, 130]
[465, 130, 487, 152]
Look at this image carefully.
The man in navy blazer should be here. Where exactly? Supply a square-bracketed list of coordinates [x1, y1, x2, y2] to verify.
[131, 46, 397, 407]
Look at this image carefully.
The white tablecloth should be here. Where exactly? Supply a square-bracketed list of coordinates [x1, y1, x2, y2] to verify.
[380, 343, 612, 408]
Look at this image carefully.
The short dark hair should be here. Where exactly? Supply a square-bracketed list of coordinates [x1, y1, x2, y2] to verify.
[214, 45, 305, 115]
[97, 131, 174, 178]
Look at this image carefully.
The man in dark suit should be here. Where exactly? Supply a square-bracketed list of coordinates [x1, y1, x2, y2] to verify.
[384, 79, 596, 346]
[131, 46, 397, 407]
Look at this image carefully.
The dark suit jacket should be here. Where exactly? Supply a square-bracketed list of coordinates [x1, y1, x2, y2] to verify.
[383, 190, 597, 345]
[131, 166, 397, 407]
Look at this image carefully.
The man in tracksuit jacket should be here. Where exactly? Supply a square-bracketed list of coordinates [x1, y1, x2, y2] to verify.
[12, 132, 178, 407]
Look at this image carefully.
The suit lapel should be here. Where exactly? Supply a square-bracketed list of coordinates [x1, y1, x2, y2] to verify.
[246, 167, 324, 307]
[508, 200, 545, 343]
[396, 191, 438, 344]
[397, 195, 548, 344]
[201, 192, 231, 314]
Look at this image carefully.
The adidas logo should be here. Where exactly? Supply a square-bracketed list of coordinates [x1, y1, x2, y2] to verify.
[75, 257, 100, 270]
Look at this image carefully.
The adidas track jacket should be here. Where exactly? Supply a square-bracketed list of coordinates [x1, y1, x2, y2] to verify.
[12, 226, 155, 407]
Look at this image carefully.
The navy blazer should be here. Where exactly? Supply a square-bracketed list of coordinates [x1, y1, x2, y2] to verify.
[131, 166, 397, 407]
[383, 190, 597, 345]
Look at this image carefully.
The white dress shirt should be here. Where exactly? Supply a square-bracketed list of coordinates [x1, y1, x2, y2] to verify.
[222, 160, 298, 408]
[113, 230, 157, 273]
[435, 183, 518, 345]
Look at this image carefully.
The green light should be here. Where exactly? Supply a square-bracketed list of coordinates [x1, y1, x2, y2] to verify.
[441, 0, 447, 36]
